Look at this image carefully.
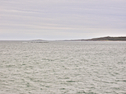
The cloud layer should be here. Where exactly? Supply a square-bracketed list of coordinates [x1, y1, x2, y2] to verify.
[0, 0, 126, 40]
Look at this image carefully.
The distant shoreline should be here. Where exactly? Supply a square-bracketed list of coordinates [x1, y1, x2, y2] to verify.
[65, 36, 126, 41]
[0, 36, 126, 41]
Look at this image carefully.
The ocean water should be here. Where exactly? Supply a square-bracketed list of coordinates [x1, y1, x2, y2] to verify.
[0, 41, 126, 94]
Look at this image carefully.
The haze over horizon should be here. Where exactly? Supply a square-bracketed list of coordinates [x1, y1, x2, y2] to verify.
[0, 0, 126, 40]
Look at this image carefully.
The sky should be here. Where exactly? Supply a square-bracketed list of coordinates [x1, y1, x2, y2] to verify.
[0, 0, 126, 40]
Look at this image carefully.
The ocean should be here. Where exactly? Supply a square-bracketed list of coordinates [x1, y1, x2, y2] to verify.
[0, 41, 126, 94]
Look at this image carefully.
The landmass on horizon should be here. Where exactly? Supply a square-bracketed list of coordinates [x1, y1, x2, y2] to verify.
[65, 36, 126, 41]
[1, 36, 126, 41]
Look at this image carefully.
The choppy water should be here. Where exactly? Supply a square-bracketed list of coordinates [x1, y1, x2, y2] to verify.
[0, 41, 126, 94]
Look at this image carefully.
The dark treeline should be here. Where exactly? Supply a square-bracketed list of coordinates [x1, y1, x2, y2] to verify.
[87, 36, 126, 41]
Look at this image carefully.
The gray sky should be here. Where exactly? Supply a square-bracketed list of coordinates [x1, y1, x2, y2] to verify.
[0, 0, 126, 40]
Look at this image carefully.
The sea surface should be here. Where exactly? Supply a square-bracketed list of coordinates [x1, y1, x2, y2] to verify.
[0, 41, 126, 94]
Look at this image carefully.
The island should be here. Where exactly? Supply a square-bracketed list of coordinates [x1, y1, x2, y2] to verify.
[86, 36, 126, 41]
[31, 39, 48, 43]
[65, 36, 126, 41]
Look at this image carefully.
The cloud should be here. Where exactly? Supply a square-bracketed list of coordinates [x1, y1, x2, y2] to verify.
[0, 0, 126, 40]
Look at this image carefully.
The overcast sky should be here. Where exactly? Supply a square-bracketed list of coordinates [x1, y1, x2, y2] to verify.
[0, 0, 126, 40]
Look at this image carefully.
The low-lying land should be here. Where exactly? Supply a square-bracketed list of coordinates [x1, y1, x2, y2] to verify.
[68, 36, 126, 41]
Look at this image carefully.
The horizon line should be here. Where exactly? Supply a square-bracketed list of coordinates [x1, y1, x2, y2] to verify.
[0, 36, 126, 41]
